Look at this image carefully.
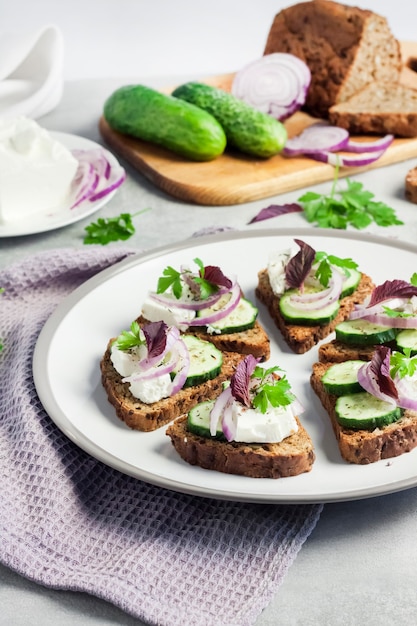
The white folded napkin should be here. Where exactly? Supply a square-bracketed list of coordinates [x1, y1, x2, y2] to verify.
[0, 24, 63, 119]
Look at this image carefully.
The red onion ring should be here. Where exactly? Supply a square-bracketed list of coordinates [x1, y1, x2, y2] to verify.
[189, 283, 241, 326]
[231, 52, 311, 121]
[70, 148, 125, 209]
[357, 362, 398, 405]
[210, 386, 233, 436]
[309, 148, 387, 167]
[170, 336, 190, 395]
[148, 281, 235, 311]
[283, 123, 350, 156]
[343, 134, 394, 153]
[288, 269, 344, 310]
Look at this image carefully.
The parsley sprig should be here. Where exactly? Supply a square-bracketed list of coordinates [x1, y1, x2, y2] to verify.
[157, 258, 218, 300]
[298, 163, 403, 230]
[115, 321, 145, 351]
[390, 349, 417, 379]
[83, 209, 150, 245]
[314, 251, 358, 287]
[251, 365, 294, 414]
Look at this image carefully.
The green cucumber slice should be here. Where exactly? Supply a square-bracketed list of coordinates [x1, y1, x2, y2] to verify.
[279, 289, 340, 325]
[173, 335, 223, 387]
[196, 297, 258, 334]
[340, 268, 362, 298]
[187, 400, 225, 439]
[395, 329, 417, 355]
[335, 392, 402, 429]
[321, 360, 364, 396]
[335, 319, 398, 346]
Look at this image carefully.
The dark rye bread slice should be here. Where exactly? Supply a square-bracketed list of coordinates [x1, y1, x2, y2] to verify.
[100, 341, 244, 431]
[255, 270, 374, 354]
[136, 315, 271, 361]
[318, 340, 378, 363]
[166, 415, 315, 478]
[311, 361, 417, 464]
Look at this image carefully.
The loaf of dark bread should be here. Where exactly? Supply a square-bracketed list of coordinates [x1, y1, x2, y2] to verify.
[255, 269, 374, 354]
[310, 361, 417, 464]
[329, 82, 417, 138]
[166, 415, 315, 478]
[264, 0, 401, 118]
[100, 340, 244, 431]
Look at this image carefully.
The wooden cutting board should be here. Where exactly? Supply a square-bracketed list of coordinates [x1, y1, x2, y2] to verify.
[99, 41, 417, 206]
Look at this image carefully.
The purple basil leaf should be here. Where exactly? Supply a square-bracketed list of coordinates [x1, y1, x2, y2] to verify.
[368, 279, 417, 308]
[285, 238, 316, 290]
[203, 265, 232, 289]
[143, 321, 168, 360]
[248, 203, 303, 224]
[371, 346, 398, 400]
[230, 354, 259, 406]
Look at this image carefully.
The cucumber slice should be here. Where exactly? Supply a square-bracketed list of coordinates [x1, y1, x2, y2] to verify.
[340, 268, 362, 298]
[395, 329, 417, 355]
[279, 289, 340, 325]
[321, 360, 364, 396]
[196, 297, 258, 334]
[173, 335, 223, 387]
[187, 400, 225, 439]
[335, 392, 402, 429]
[335, 319, 398, 346]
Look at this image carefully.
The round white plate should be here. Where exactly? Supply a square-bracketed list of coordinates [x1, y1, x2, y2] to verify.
[0, 132, 124, 237]
[33, 228, 417, 503]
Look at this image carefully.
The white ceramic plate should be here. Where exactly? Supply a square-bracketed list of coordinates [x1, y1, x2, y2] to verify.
[0, 132, 124, 237]
[33, 228, 417, 503]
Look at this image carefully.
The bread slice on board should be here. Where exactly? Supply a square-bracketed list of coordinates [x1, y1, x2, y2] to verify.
[166, 415, 315, 478]
[100, 341, 243, 431]
[310, 361, 417, 464]
[255, 270, 374, 354]
[329, 82, 417, 137]
[263, 0, 401, 118]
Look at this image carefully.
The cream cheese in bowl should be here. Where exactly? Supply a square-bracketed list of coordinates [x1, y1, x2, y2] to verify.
[0, 116, 79, 224]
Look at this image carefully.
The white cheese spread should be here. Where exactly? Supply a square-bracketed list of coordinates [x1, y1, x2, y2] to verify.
[267, 247, 294, 296]
[230, 402, 298, 443]
[141, 297, 196, 331]
[110, 343, 147, 377]
[0, 116, 78, 224]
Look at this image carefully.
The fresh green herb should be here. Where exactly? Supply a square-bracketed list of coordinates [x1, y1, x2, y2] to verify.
[251, 365, 294, 414]
[191, 257, 218, 299]
[156, 258, 219, 300]
[115, 321, 145, 351]
[83, 209, 150, 245]
[382, 306, 413, 318]
[411, 273, 417, 287]
[157, 265, 183, 298]
[314, 251, 358, 287]
[298, 164, 403, 230]
[390, 349, 417, 379]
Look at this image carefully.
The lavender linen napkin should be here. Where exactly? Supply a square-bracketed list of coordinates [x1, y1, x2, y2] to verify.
[0, 247, 323, 626]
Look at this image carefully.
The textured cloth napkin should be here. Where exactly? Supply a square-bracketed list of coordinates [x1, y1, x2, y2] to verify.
[0, 24, 63, 119]
[0, 247, 323, 626]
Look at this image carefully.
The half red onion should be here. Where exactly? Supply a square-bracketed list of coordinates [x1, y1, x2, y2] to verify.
[231, 52, 311, 121]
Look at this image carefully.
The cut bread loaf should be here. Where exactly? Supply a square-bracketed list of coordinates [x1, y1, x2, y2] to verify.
[255, 269, 374, 354]
[166, 415, 315, 478]
[100, 340, 243, 431]
[263, 0, 401, 118]
[136, 315, 271, 361]
[311, 361, 417, 464]
[329, 83, 417, 138]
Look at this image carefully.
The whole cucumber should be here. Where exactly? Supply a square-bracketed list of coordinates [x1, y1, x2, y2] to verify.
[103, 84, 227, 161]
[172, 82, 287, 158]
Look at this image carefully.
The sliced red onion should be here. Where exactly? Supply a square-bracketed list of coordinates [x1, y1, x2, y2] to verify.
[354, 312, 417, 329]
[357, 362, 398, 405]
[283, 123, 350, 156]
[210, 386, 233, 436]
[344, 134, 394, 153]
[308, 148, 387, 167]
[288, 269, 344, 310]
[231, 52, 311, 121]
[221, 398, 237, 442]
[394, 375, 417, 411]
[189, 283, 241, 326]
[122, 349, 177, 383]
[150, 287, 224, 312]
[170, 336, 190, 395]
[349, 298, 417, 328]
[70, 148, 125, 209]
[139, 325, 180, 371]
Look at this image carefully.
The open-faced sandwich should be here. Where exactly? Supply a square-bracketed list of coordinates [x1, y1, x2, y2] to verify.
[256, 238, 374, 353]
[318, 275, 417, 363]
[138, 257, 270, 361]
[311, 345, 417, 464]
[101, 319, 244, 431]
[166, 354, 315, 478]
